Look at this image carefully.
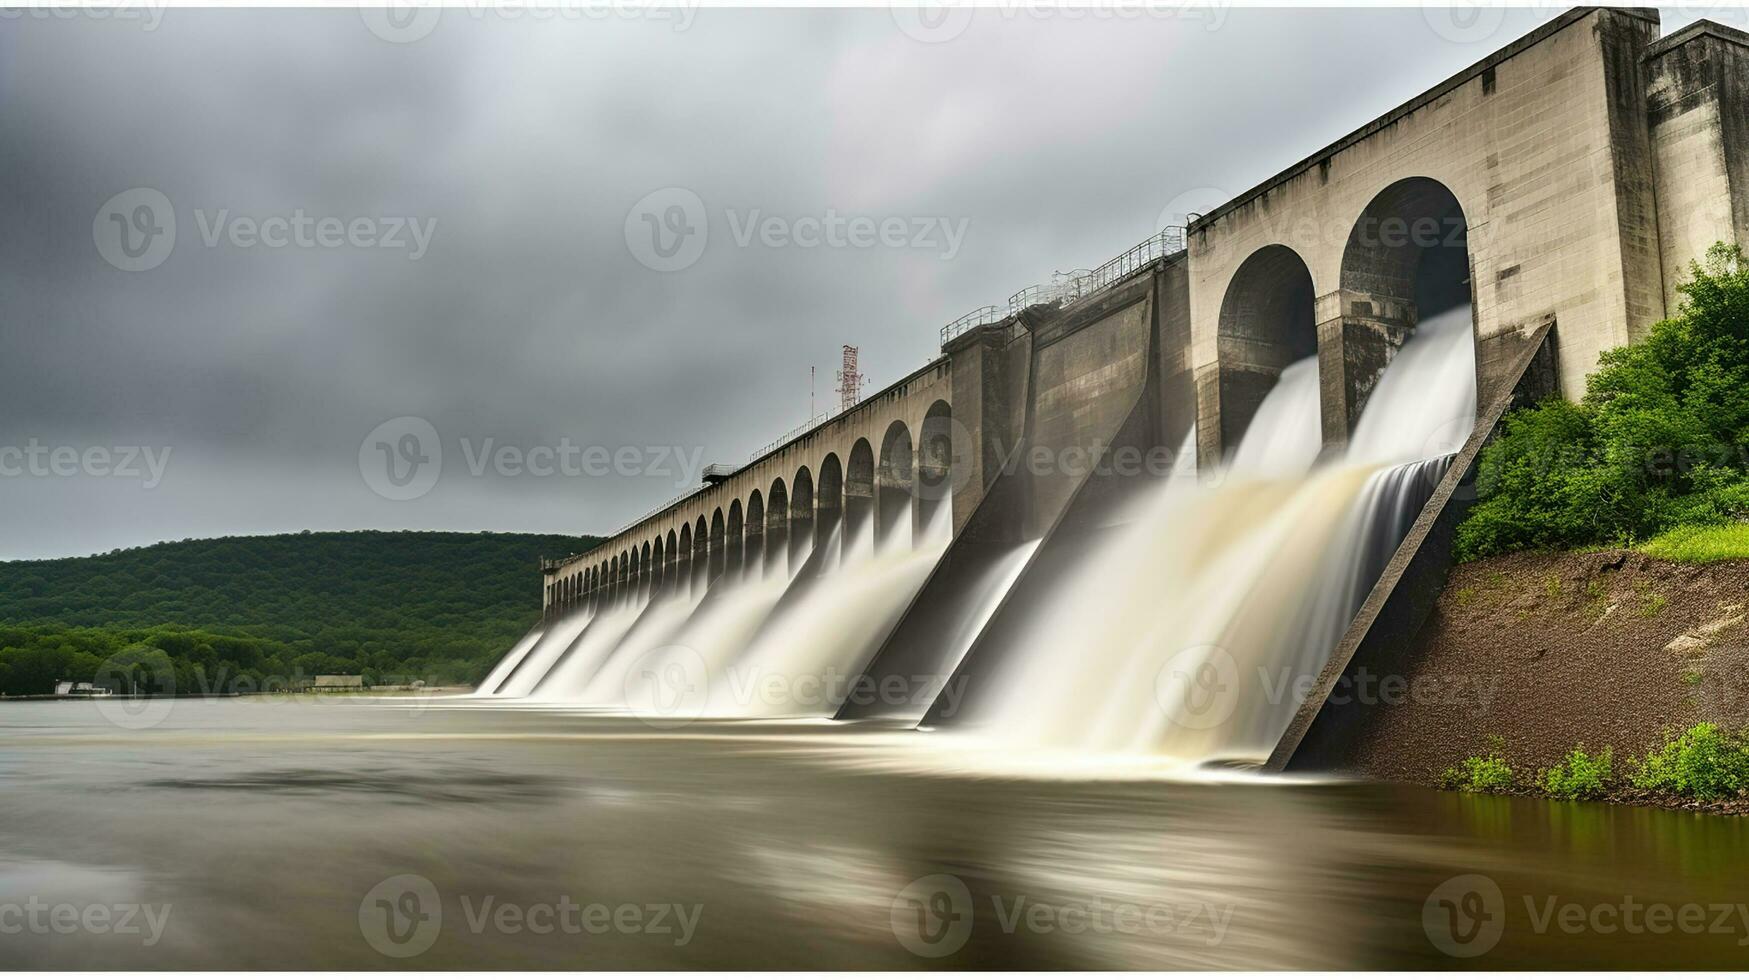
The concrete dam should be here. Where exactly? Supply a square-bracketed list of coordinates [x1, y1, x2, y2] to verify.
[490, 8, 1749, 770]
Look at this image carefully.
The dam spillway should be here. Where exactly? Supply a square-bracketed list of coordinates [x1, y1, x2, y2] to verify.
[502, 9, 1749, 769]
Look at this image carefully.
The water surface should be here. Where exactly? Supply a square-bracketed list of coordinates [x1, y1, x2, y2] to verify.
[2, 700, 1744, 968]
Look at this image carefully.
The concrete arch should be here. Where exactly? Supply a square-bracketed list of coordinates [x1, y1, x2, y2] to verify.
[640, 540, 652, 600]
[877, 419, 914, 547]
[1215, 244, 1318, 454]
[1334, 176, 1476, 437]
[817, 453, 844, 557]
[677, 523, 693, 600]
[791, 466, 815, 568]
[693, 515, 709, 592]
[727, 499, 745, 581]
[767, 478, 789, 578]
[664, 529, 678, 594]
[845, 440, 875, 558]
[651, 535, 665, 596]
[710, 507, 727, 582]
[918, 400, 954, 535]
[744, 490, 764, 578]
[620, 549, 631, 602]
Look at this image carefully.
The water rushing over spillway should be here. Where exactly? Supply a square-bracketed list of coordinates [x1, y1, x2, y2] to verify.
[480, 306, 1477, 767]
[955, 305, 1476, 762]
[494, 501, 953, 719]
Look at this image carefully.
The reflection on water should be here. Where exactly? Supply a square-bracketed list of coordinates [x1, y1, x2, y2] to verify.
[1, 700, 1746, 968]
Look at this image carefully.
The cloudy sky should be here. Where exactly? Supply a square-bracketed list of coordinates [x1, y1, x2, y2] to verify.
[0, 5, 1716, 560]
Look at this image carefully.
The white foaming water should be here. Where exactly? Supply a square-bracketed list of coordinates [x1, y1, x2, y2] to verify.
[703, 522, 948, 717]
[1226, 358, 1323, 477]
[471, 625, 545, 696]
[1347, 306, 1478, 464]
[535, 590, 689, 699]
[963, 305, 1477, 763]
[516, 500, 955, 719]
[491, 611, 594, 698]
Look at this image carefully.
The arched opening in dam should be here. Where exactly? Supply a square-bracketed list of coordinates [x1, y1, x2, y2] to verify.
[877, 420, 914, 551]
[744, 489, 765, 580]
[727, 500, 745, 583]
[846, 439, 876, 562]
[1217, 244, 1318, 463]
[816, 453, 844, 566]
[676, 523, 693, 600]
[789, 465, 815, 570]
[691, 516, 708, 593]
[917, 400, 954, 539]
[1340, 177, 1477, 457]
[765, 478, 788, 579]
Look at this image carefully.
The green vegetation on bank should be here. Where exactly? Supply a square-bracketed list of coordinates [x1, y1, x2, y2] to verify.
[0, 530, 598, 694]
[1457, 244, 1749, 561]
[1638, 523, 1749, 563]
[1439, 747, 1513, 793]
[1542, 746, 1612, 801]
[1441, 726, 1749, 805]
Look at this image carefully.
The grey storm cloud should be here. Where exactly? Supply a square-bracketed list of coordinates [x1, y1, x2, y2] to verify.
[0, 6, 1707, 559]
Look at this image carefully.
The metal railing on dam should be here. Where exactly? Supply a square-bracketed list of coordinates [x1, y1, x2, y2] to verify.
[940, 227, 1185, 346]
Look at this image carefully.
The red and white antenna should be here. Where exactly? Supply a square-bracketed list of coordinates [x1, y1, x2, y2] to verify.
[835, 345, 864, 412]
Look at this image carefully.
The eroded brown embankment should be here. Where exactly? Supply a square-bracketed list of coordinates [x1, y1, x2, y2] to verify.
[1339, 550, 1749, 796]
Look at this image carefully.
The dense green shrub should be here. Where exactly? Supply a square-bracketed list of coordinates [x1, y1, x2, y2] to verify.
[1630, 723, 1749, 800]
[1457, 244, 1749, 560]
[1440, 751, 1514, 793]
[1541, 745, 1612, 800]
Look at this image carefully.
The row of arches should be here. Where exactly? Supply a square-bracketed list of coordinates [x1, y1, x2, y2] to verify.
[1215, 175, 1476, 452]
[547, 401, 954, 616]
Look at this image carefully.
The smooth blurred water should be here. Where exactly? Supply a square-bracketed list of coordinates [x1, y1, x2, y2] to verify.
[2, 700, 1745, 969]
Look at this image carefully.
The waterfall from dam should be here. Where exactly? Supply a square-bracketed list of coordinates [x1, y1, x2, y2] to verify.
[474, 625, 545, 696]
[957, 305, 1476, 763]
[482, 305, 1475, 766]
[506, 498, 952, 717]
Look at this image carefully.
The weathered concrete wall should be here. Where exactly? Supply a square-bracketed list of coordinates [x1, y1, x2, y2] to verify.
[1189, 7, 1664, 462]
[945, 319, 1032, 539]
[1025, 279, 1154, 535]
[1646, 20, 1749, 310]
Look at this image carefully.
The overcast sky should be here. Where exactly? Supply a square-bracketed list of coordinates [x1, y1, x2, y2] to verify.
[0, 5, 1718, 560]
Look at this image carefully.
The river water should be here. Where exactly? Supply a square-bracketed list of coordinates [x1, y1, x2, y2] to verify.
[2, 700, 1746, 969]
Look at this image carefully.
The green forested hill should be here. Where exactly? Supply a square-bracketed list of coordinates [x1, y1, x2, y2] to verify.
[0, 530, 598, 692]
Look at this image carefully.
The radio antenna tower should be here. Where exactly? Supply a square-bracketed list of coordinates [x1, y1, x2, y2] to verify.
[835, 345, 864, 413]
